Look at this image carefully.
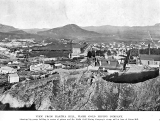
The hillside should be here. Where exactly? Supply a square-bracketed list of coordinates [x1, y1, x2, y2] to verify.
[38, 24, 103, 41]
[0, 24, 18, 33]
[23, 28, 50, 34]
[0, 69, 160, 111]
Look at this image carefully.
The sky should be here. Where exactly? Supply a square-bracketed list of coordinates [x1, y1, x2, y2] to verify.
[0, 0, 160, 29]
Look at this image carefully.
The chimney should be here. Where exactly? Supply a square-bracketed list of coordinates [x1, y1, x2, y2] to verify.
[148, 43, 150, 55]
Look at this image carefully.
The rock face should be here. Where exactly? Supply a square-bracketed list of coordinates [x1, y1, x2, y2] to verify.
[0, 70, 160, 111]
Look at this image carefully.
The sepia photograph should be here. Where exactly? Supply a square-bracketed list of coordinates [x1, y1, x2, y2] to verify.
[0, 0, 160, 117]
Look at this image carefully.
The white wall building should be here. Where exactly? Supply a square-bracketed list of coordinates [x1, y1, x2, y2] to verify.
[70, 44, 82, 58]
[140, 55, 160, 68]
[72, 48, 81, 55]
[30, 63, 53, 72]
[0, 66, 17, 74]
[8, 73, 19, 83]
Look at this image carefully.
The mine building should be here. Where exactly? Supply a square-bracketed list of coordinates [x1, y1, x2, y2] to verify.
[31, 43, 71, 58]
[70, 43, 84, 58]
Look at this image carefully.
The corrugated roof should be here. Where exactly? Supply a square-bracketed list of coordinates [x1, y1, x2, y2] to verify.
[100, 59, 119, 69]
[140, 54, 160, 61]
[8, 73, 19, 77]
[32, 43, 71, 51]
[0, 66, 16, 71]
[72, 43, 82, 48]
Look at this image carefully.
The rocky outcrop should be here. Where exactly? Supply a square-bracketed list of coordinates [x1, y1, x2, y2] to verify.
[0, 74, 59, 110]
[0, 70, 160, 111]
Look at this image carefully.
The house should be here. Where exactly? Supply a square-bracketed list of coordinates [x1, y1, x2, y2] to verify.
[0, 47, 8, 51]
[140, 55, 160, 68]
[30, 63, 53, 72]
[87, 65, 99, 71]
[99, 58, 123, 71]
[54, 63, 65, 68]
[0, 66, 17, 74]
[8, 73, 19, 83]
[113, 55, 125, 64]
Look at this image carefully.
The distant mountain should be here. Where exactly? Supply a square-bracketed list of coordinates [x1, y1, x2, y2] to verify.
[83, 24, 160, 34]
[1, 23, 160, 43]
[23, 28, 50, 34]
[0, 31, 48, 42]
[0, 24, 55, 42]
[38, 24, 103, 41]
[83, 24, 160, 41]
[154, 23, 160, 27]
[0, 24, 18, 32]
[9, 30, 28, 34]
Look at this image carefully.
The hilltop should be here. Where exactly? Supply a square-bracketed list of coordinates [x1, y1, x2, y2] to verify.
[0, 24, 18, 33]
[38, 24, 103, 41]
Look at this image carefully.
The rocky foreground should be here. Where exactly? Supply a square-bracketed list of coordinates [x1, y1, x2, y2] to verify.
[0, 69, 160, 111]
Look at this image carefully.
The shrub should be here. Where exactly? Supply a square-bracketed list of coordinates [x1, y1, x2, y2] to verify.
[103, 68, 159, 83]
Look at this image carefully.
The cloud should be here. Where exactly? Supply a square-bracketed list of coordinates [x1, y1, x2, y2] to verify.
[0, 0, 159, 28]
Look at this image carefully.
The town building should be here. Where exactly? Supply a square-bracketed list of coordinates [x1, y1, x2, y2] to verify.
[0, 66, 17, 74]
[72, 44, 81, 54]
[140, 55, 160, 68]
[30, 63, 53, 72]
[99, 58, 121, 69]
[98, 58, 123, 73]
[8, 73, 19, 83]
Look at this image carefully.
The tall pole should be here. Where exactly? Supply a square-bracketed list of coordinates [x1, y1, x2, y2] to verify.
[70, 40, 72, 59]
[138, 48, 140, 64]
[148, 43, 150, 55]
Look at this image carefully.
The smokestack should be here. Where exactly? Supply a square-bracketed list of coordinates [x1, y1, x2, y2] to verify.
[70, 39, 72, 58]
[148, 43, 150, 55]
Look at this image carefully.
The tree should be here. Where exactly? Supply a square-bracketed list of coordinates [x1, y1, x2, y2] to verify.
[87, 51, 92, 58]
[123, 50, 130, 70]
[91, 50, 96, 57]
[107, 50, 111, 56]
